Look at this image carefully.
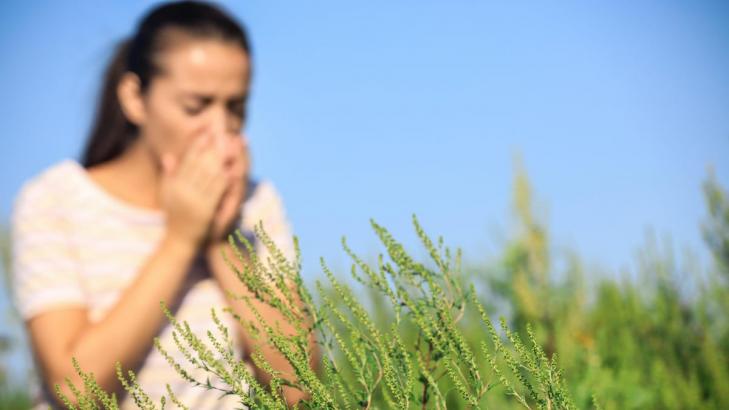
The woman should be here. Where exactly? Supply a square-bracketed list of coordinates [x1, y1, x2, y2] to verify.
[10, 1, 312, 408]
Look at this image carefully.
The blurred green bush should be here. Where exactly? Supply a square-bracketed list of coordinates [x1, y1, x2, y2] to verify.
[3, 168, 728, 409]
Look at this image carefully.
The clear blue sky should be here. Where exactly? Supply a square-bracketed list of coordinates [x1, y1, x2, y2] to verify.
[2, 0, 728, 274]
[1, 0, 729, 384]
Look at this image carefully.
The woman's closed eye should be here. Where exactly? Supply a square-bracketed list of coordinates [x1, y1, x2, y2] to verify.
[183, 105, 203, 115]
[181, 95, 213, 116]
[182, 101, 208, 116]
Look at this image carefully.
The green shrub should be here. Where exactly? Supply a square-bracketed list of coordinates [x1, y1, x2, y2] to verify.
[51, 169, 729, 409]
[57, 214, 580, 409]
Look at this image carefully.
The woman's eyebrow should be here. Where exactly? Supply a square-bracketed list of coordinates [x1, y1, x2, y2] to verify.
[178, 93, 214, 103]
[229, 94, 247, 103]
[178, 92, 247, 102]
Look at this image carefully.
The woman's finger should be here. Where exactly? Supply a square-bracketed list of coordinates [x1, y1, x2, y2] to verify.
[226, 136, 246, 179]
[179, 131, 212, 182]
[239, 134, 250, 178]
[196, 142, 226, 192]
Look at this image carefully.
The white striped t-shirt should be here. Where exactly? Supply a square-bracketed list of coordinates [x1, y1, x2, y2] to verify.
[10, 158, 295, 409]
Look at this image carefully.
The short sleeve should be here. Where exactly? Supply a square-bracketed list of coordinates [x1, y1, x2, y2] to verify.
[10, 183, 86, 320]
[240, 180, 296, 269]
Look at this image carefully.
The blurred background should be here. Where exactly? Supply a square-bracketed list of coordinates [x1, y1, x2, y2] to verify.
[1, 1, 728, 408]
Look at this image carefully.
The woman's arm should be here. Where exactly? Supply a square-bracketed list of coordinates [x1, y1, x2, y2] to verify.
[26, 132, 229, 406]
[28, 232, 198, 406]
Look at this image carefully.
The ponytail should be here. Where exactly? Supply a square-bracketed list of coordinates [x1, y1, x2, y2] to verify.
[81, 39, 138, 168]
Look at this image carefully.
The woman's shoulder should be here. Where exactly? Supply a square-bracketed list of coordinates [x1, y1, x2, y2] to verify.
[242, 177, 291, 229]
[12, 158, 80, 215]
[241, 177, 294, 259]
[245, 178, 286, 212]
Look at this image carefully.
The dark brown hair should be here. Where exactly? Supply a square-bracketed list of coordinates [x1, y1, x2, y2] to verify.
[80, 1, 251, 168]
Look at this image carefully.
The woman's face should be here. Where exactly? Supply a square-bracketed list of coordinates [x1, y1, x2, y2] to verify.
[130, 37, 250, 167]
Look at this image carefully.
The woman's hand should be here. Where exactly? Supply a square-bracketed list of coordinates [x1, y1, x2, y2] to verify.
[207, 133, 250, 246]
[159, 130, 229, 248]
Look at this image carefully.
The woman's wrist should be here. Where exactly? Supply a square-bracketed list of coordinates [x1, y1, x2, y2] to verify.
[205, 231, 237, 258]
[208, 212, 245, 250]
[205, 238, 227, 256]
[205, 225, 256, 263]
[161, 231, 200, 260]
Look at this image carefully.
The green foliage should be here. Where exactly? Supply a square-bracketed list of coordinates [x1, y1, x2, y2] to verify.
[0, 224, 32, 408]
[54, 222, 582, 409]
[703, 170, 729, 278]
[0, 386, 31, 410]
[33, 169, 729, 409]
[485, 166, 729, 409]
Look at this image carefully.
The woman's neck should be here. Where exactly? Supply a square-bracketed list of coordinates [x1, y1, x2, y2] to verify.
[87, 139, 162, 210]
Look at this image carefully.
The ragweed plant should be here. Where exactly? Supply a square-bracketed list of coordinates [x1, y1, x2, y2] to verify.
[56, 215, 580, 409]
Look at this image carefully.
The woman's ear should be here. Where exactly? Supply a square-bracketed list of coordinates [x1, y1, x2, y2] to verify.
[117, 72, 146, 126]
